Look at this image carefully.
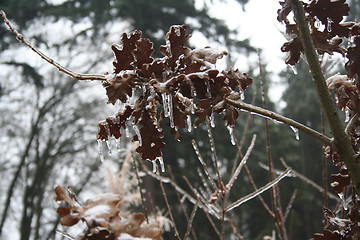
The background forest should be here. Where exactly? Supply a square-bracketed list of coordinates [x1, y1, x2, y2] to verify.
[1, 0, 360, 239]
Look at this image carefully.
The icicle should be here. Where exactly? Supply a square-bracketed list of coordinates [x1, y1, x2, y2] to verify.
[133, 125, 142, 146]
[168, 94, 174, 128]
[206, 81, 212, 98]
[162, 93, 170, 117]
[327, 17, 333, 32]
[338, 192, 348, 210]
[187, 115, 192, 132]
[210, 111, 215, 128]
[152, 160, 157, 173]
[345, 110, 350, 122]
[227, 126, 236, 145]
[190, 99, 195, 114]
[290, 125, 300, 140]
[104, 124, 111, 139]
[125, 127, 130, 138]
[239, 89, 245, 101]
[190, 81, 196, 98]
[106, 140, 112, 154]
[97, 140, 105, 162]
[150, 86, 156, 98]
[315, 16, 321, 28]
[157, 156, 165, 172]
[287, 64, 298, 75]
[142, 85, 146, 95]
[114, 138, 121, 152]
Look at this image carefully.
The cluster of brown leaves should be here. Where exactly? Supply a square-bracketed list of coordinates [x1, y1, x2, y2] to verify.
[97, 25, 252, 161]
[54, 186, 163, 240]
[277, 0, 360, 72]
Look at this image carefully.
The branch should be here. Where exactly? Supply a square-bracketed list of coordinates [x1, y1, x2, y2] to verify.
[1, 10, 107, 81]
[290, 0, 360, 195]
[225, 98, 333, 147]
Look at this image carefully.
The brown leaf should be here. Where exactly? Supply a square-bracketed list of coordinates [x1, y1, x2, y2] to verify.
[60, 215, 80, 227]
[331, 169, 350, 194]
[346, 37, 360, 79]
[281, 37, 303, 66]
[305, 0, 349, 26]
[134, 99, 165, 160]
[103, 72, 136, 104]
[54, 185, 74, 206]
[159, 25, 191, 70]
[112, 31, 141, 73]
[133, 38, 154, 69]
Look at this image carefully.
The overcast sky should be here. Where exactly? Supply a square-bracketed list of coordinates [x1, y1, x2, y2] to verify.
[206, 0, 287, 103]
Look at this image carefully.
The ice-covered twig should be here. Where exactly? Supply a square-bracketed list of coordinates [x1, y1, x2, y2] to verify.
[159, 174, 181, 240]
[226, 134, 256, 191]
[1, 10, 107, 81]
[191, 140, 219, 192]
[183, 198, 200, 240]
[284, 189, 297, 221]
[225, 168, 292, 212]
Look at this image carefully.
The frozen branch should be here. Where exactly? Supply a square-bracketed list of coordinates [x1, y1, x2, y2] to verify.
[225, 99, 333, 147]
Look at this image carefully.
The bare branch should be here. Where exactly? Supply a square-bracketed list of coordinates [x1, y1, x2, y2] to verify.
[1, 10, 107, 81]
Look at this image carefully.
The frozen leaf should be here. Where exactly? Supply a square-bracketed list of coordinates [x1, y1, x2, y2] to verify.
[331, 169, 350, 194]
[133, 38, 154, 69]
[277, 0, 292, 24]
[222, 104, 239, 127]
[223, 68, 252, 92]
[54, 185, 74, 206]
[103, 72, 136, 104]
[112, 31, 141, 73]
[159, 25, 191, 70]
[281, 37, 303, 66]
[187, 47, 228, 65]
[346, 37, 360, 79]
[134, 99, 165, 161]
[313, 229, 342, 240]
[305, 0, 350, 27]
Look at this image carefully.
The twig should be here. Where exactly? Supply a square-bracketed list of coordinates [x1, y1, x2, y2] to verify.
[225, 99, 333, 147]
[1, 10, 107, 81]
[284, 189, 297, 221]
[278, 158, 338, 200]
[225, 168, 292, 212]
[131, 152, 149, 223]
[226, 134, 256, 191]
[206, 118, 224, 190]
[291, 0, 360, 195]
[244, 165, 275, 218]
[183, 177, 221, 238]
[191, 140, 219, 192]
[168, 166, 198, 240]
[159, 172, 181, 240]
[183, 198, 200, 240]
[345, 112, 359, 135]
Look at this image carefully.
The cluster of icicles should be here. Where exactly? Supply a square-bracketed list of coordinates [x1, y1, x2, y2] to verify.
[96, 82, 306, 173]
